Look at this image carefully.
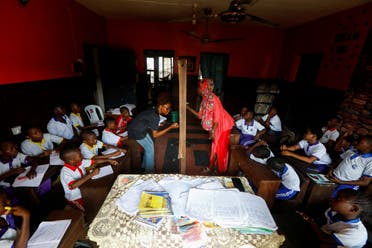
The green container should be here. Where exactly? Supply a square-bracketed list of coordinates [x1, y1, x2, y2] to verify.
[170, 111, 179, 123]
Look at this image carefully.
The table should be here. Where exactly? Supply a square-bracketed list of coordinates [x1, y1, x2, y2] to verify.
[87, 174, 285, 248]
[229, 147, 281, 208]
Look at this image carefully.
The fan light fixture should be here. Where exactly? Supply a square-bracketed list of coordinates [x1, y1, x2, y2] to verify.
[220, 10, 246, 23]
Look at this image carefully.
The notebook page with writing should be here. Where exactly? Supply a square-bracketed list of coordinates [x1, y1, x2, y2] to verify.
[28, 219, 71, 248]
[12, 164, 49, 188]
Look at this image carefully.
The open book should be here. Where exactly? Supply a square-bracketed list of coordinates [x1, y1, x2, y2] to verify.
[13, 164, 49, 188]
[307, 173, 335, 185]
[101, 148, 125, 159]
[28, 219, 71, 248]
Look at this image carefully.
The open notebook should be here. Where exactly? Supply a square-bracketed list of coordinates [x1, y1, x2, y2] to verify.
[28, 219, 71, 248]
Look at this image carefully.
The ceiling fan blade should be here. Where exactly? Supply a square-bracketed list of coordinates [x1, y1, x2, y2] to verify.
[229, 0, 257, 10]
[209, 37, 245, 43]
[245, 13, 279, 28]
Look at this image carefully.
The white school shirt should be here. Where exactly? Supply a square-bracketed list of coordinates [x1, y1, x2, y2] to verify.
[320, 127, 340, 144]
[235, 119, 265, 136]
[298, 140, 332, 165]
[69, 113, 85, 134]
[60, 159, 94, 201]
[249, 150, 275, 165]
[321, 208, 367, 248]
[0, 215, 18, 248]
[333, 152, 372, 181]
[261, 114, 282, 132]
[79, 141, 104, 159]
[20, 133, 63, 156]
[274, 164, 300, 192]
[47, 115, 75, 140]
[0, 153, 29, 176]
[102, 129, 121, 146]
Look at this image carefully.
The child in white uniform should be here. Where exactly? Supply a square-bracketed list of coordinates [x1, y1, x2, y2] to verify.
[328, 135, 372, 198]
[102, 117, 127, 147]
[249, 145, 275, 165]
[60, 147, 119, 211]
[267, 157, 300, 200]
[21, 127, 64, 157]
[281, 128, 331, 173]
[0, 189, 30, 248]
[47, 105, 77, 140]
[320, 117, 341, 146]
[298, 188, 369, 248]
[235, 110, 266, 147]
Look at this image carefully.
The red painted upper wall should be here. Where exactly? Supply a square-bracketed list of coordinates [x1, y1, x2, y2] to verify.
[0, 0, 105, 85]
[106, 20, 284, 78]
[279, 2, 372, 90]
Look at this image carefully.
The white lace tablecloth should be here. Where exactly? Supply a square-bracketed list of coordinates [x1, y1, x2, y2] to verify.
[87, 174, 285, 248]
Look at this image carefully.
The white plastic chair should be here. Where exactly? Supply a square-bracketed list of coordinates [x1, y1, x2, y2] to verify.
[84, 105, 104, 124]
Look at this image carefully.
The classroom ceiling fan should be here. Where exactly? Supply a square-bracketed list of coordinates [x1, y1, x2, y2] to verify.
[183, 8, 244, 44]
[219, 0, 279, 27]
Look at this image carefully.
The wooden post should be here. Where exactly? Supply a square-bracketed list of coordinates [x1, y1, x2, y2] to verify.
[177, 58, 187, 174]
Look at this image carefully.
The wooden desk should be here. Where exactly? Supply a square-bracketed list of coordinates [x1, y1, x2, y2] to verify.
[229, 147, 281, 208]
[80, 155, 130, 222]
[47, 209, 84, 248]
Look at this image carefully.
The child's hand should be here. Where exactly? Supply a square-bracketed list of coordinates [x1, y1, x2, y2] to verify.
[42, 150, 52, 157]
[111, 150, 121, 156]
[26, 169, 37, 179]
[280, 145, 287, 151]
[109, 160, 119, 166]
[92, 168, 100, 176]
[296, 211, 314, 223]
[12, 206, 30, 219]
[14, 167, 26, 174]
[281, 150, 291, 156]
[121, 148, 127, 154]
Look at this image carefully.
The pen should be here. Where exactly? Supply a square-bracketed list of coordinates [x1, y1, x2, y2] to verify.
[17, 176, 28, 180]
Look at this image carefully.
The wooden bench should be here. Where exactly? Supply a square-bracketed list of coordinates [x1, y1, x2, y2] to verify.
[229, 147, 281, 208]
[47, 209, 84, 248]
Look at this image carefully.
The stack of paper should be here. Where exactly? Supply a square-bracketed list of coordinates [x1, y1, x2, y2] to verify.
[92, 165, 113, 180]
[28, 219, 71, 248]
[185, 188, 277, 232]
[12, 164, 49, 188]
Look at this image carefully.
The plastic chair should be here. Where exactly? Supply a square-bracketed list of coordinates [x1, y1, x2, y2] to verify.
[84, 105, 104, 124]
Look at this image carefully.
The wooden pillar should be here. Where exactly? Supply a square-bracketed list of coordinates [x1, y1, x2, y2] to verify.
[177, 58, 187, 174]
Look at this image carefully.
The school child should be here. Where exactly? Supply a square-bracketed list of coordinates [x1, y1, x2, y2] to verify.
[319, 117, 341, 148]
[79, 130, 125, 160]
[102, 117, 127, 147]
[59, 147, 118, 211]
[235, 110, 266, 147]
[0, 189, 30, 248]
[0, 141, 51, 196]
[47, 105, 77, 140]
[20, 127, 64, 157]
[267, 157, 300, 200]
[333, 133, 355, 161]
[259, 106, 282, 135]
[115, 106, 132, 137]
[297, 189, 369, 248]
[327, 135, 372, 197]
[281, 128, 332, 173]
[69, 103, 98, 135]
[249, 145, 275, 165]
[233, 107, 248, 121]
[0, 141, 37, 183]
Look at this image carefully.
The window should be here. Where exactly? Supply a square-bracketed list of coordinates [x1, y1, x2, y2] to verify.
[144, 50, 174, 86]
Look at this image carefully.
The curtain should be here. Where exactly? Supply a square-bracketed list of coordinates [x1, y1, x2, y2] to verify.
[200, 53, 229, 96]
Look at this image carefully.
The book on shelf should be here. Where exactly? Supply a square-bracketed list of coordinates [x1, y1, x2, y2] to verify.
[307, 173, 335, 185]
[138, 191, 173, 217]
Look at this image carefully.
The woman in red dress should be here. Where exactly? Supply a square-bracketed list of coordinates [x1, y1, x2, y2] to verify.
[187, 79, 234, 174]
